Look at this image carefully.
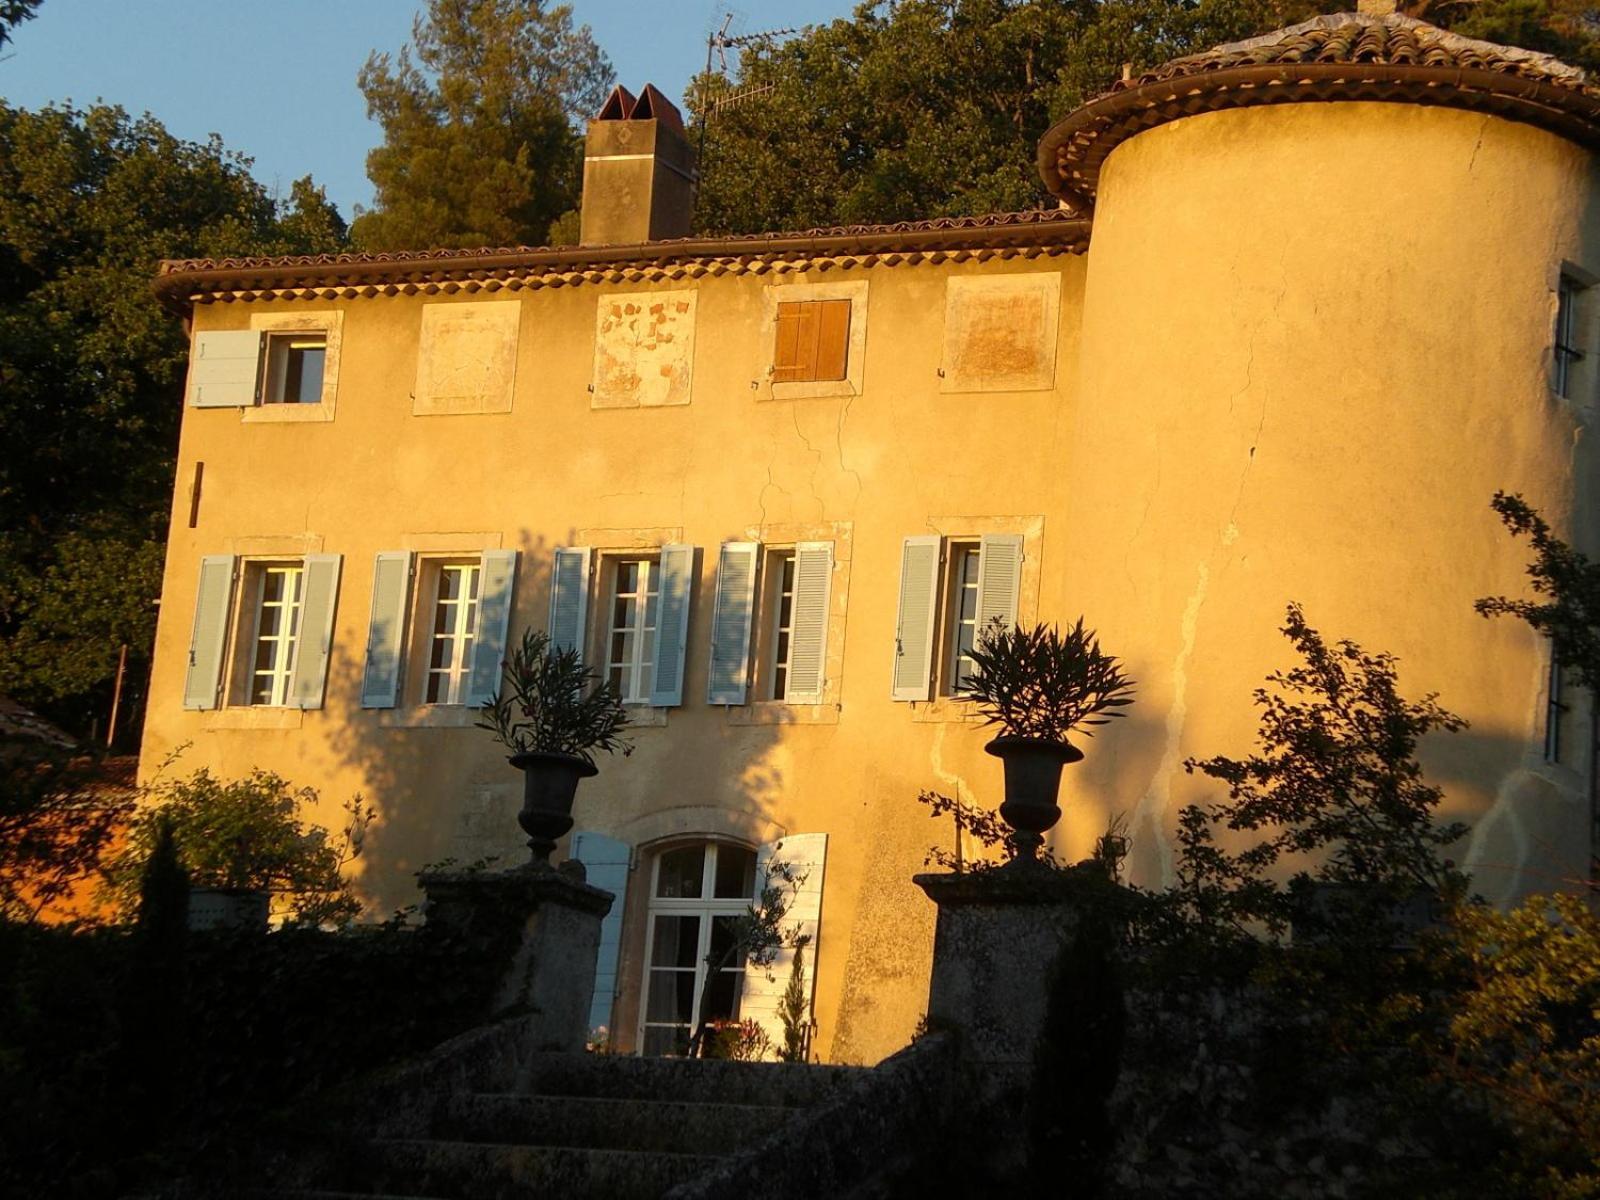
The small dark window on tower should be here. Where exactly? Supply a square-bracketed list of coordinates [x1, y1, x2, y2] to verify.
[1555, 274, 1585, 399]
[1545, 650, 1570, 764]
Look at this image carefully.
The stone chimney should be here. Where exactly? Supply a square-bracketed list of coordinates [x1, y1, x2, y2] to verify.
[579, 83, 696, 247]
[1356, 0, 1399, 14]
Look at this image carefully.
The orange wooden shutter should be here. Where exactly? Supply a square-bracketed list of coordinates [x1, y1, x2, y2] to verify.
[815, 299, 850, 381]
[773, 302, 808, 382]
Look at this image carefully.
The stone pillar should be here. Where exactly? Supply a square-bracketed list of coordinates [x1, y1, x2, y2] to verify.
[913, 863, 1104, 1069]
[419, 862, 614, 1053]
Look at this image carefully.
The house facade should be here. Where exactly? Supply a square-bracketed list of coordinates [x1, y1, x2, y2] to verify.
[143, 14, 1600, 1065]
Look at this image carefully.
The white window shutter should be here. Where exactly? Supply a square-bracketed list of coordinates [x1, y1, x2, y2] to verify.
[892, 535, 942, 701]
[649, 544, 695, 707]
[360, 552, 412, 709]
[571, 831, 632, 1036]
[289, 554, 342, 710]
[183, 556, 236, 710]
[784, 542, 834, 704]
[742, 833, 828, 1057]
[548, 547, 592, 657]
[466, 550, 518, 707]
[707, 542, 759, 705]
[974, 533, 1024, 643]
[188, 330, 262, 408]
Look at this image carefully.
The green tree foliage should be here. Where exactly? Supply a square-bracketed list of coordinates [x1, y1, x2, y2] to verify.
[692, 0, 1600, 234]
[0, 102, 345, 739]
[1478, 489, 1600, 689]
[0, 0, 38, 50]
[1176, 602, 1470, 939]
[354, 0, 612, 251]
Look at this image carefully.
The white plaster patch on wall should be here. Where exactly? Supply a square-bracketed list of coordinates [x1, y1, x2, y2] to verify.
[928, 722, 982, 868]
[1131, 561, 1211, 888]
[413, 300, 521, 416]
[1462, 768, 1532, 904]
[592, 289, 697, 409]
[1462, 643, 1546, 900]
[939, 273, 1061, 393]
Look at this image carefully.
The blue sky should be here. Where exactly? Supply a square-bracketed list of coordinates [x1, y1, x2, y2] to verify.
[0, 1, 854, 222]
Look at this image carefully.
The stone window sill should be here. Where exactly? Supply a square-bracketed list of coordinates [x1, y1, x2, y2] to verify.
[725, 701, 840, 726]
[242, 402, 335, 424]
[198, 707, 305, 731]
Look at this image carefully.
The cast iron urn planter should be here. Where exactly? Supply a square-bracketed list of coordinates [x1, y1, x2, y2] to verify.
[985, 734, 1084, 862]
[511, 751, 598, 866]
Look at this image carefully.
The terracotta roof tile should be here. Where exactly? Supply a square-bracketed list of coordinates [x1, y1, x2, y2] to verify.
[1038, 13, 1600, 209]
[154, 210, 1091, 313]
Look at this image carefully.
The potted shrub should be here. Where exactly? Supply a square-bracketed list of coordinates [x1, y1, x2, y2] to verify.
[964, 619, 1134, 860]
[477, 629, 632, 866]
[103, 768, 371, 930]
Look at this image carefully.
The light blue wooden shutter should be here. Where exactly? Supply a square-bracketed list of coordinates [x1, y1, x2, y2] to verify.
[188, 331, 262, 407]
[289, 554, 342, 710]
[974, 533, 1024, 644]
[548, 547, 591, 656]
[892, 535, 942, 701]
[571, 831, 631, 1036]
[649, 544, 695, 707]
[183, 556, 237, 710]
[743, 833, 828, 1056]
[466, 550, 518, 706]
[361, 552, 412, 709]
[784, 542, 833, 704]
[707, 542, 759, 705]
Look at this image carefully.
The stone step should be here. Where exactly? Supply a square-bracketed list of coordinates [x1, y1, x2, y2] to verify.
[437, 1091, 794, 1155]
[518, 1052, 865, 1108]
[368, 1138, 722, 1200]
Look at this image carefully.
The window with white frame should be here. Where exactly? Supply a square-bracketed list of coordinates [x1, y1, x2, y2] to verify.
[605, 557, 660, 703]
[183, 554, 340, 713]
[261, 332, 327, 404]
[639, 841, 758, 1057]
[424, 561, 481, 705]
[766, 550, 798, 700]
[707, 541, 832, 707]
[944, 542, 982, 695]
[244, 563, 304, 706]
[891, 533, 1023, 703]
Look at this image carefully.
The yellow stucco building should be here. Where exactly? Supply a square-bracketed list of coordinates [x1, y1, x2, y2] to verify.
[144, 13, 1599, 1065]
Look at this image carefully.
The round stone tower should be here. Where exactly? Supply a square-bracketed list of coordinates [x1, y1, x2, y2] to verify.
[1036, 13, 1600, 899]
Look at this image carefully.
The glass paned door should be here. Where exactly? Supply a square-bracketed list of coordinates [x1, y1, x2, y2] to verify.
[638, 842, 758, 1056]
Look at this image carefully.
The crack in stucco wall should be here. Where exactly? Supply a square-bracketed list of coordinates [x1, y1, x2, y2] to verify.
[1130, 556, 1214, 888]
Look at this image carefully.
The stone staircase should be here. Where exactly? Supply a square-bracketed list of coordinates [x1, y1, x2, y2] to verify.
[286, 1053, 866, 1200]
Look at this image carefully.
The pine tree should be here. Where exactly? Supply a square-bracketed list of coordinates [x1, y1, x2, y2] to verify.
[354, 0, 612, 251]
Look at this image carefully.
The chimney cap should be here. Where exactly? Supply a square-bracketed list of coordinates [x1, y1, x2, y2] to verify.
[591, 82, 686, 135]
[595, 85, 638, 122]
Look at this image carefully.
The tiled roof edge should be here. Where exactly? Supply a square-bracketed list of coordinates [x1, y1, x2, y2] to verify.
[1037, 13, 1600, 207]
[154, 210, 1092, 314]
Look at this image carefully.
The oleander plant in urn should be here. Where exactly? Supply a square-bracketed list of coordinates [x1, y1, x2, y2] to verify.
[964, 619, 1134, 861]
[477, 629, 632, 866]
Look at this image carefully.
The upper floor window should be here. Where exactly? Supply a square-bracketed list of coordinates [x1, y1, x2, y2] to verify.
[606, 557, 661, 704]
[891, 533, 1024, 703]
[186, 312, 342, 422]
[357, 549, 517, 711]
[181, 553, 342, 713]
[424, 561, 482, 705]
[543, 545, 693, 709]
[246, 564, 305, 706]
[262, 333, 327, 404]
[772, 300, 850, 384]
[944, 543, 982, 695]
[704, 540, 836, 707]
